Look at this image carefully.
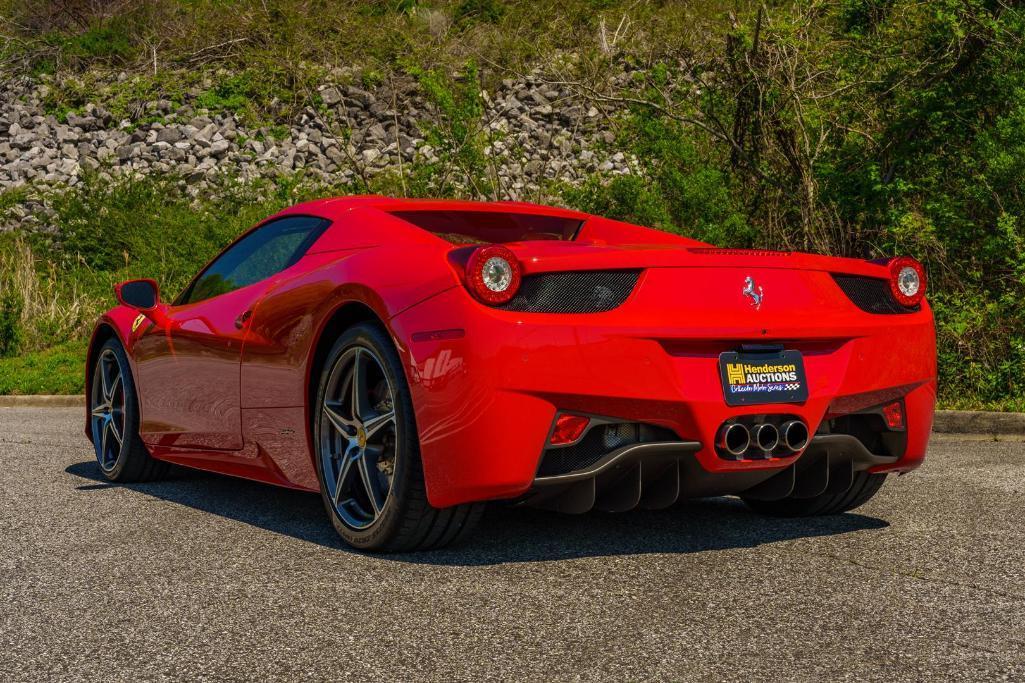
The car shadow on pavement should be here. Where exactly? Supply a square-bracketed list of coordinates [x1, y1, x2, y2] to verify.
[66, 460, 889, 565]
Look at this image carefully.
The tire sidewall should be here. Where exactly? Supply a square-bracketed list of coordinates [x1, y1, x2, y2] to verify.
[313, 323, 419, 550]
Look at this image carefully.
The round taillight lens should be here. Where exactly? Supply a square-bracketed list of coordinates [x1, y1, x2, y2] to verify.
[888, 256, 927, 307]
[465, 245, 522, 305]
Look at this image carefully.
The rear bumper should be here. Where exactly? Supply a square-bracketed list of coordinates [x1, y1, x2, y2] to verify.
[390, 285, 937, 508]
[522, 433, 900, 514]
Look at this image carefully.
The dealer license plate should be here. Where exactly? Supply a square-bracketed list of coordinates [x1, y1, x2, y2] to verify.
[718, 350, 808, 406]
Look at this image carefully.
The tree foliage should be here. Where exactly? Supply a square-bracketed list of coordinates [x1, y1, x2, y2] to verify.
[567, 0, 1025, 408]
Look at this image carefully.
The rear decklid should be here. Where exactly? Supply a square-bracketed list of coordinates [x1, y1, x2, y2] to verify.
[367, 202, 921, 324]
[493, 241, 926, 340]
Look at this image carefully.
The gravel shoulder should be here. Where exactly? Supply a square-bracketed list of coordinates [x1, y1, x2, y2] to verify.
[1, 407, 1023, 682]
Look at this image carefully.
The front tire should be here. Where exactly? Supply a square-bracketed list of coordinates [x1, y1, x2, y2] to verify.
[741, 471, 887, 516]
[89, 338, 170, 482]
[313, 323, 482, 552]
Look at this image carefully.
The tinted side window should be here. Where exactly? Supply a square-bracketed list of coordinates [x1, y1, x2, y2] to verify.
[180, 215, 329, 305]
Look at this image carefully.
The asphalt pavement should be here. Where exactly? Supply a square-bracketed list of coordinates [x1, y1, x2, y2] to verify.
[1, 407, 1023, 681]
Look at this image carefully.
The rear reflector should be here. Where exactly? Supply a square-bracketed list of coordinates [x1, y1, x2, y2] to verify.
[882, 401, 905, 429]
[550, 414, 590, 446]
[410, 328, 465, 342]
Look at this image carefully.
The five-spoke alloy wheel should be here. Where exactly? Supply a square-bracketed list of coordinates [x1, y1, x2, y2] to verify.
[314, 323, 482, 551]
[319, 346, 398, 530]
[91, 347, 126, 473]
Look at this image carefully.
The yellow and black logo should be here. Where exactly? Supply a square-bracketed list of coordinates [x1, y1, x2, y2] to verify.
[726, 363, 747, 385]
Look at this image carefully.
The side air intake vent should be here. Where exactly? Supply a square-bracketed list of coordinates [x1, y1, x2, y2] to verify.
[498, 270, 640, 313]
[832, 274, 920, 314]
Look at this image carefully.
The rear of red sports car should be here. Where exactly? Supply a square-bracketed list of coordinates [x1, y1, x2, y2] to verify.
[387, 207, 936, 515]
[84, 197, 935, 549]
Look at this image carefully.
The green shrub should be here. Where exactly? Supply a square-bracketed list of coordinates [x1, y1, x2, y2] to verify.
[563, 175, 671, 231]
[195, 72, 258, 116]
[60, 23, 138, 63]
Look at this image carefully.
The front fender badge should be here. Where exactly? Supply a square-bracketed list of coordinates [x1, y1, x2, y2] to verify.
[131, 314, 147, 333]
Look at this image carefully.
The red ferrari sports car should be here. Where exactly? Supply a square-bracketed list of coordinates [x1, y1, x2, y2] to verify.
[85, 196, 935, 551]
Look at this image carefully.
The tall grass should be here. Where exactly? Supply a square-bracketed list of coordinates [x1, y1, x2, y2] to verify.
[0, 171, 356, 361]
[0, 237, 94, 355]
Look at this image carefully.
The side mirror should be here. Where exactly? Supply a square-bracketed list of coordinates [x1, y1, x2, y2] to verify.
[115, 279, 160, 311]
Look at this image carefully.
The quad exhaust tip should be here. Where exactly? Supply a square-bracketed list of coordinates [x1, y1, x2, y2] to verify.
[717, 419, 810, 458]
[717, 423, 751, 457]
[752, 423, 780, 452]
[781, 420, 809, 452]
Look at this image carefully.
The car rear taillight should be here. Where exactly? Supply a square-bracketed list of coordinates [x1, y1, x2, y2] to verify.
[887, 257, 927, 307]
[464, 245, 522, 305]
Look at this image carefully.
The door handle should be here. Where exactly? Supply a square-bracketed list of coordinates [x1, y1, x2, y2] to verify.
[234, 310, 253, 329]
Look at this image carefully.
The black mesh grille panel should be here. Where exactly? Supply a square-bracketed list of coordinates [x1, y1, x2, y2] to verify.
[832, 274, 919, 314]
[537, 430, 611, 476]
[537, 423, 679, 477]
[499, 270, 640, 313]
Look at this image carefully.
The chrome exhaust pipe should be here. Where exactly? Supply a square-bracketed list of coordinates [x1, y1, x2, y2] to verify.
[781, 420, 809, 452]
[717, 423, 751, 458]
[752, 423, 780, 452]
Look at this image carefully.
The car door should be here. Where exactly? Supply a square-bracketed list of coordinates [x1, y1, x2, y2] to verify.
[133, 215, 330, 451]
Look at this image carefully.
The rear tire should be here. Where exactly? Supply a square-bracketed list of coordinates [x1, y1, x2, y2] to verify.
[313, 322, 482, 552]
[741, 472, 887, 516]
[89, 338, 170, 482]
